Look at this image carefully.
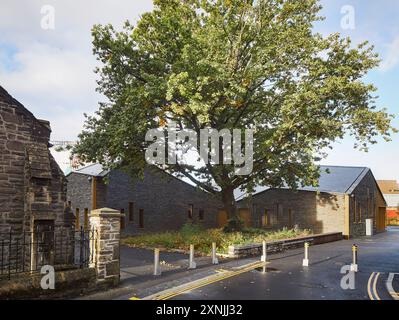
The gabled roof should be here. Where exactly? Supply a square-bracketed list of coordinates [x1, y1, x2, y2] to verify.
[0, 85, 50, 133]
[235, 165, 371, 201]
[377, 180, 399, 194]
[67, 163, 109, 177]
[384, 194, 399, 208]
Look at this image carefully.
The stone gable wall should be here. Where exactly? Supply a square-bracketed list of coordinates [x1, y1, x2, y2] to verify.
[0, 88, 71, 235]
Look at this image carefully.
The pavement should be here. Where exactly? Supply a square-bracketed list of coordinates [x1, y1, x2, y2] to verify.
[79, 227, 399, 300]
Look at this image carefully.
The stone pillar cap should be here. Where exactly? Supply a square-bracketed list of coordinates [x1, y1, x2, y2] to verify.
[89, 207, 125, 217]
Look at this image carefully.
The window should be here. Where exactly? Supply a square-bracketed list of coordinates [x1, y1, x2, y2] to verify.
[276, 203, 282, 223]
[84, 208, 89, 230]
[129, 202, 134, 222]
[188, 204, 194, 220]
[199, 209, 204, 221]
[68, 201, 71, 207]
[75, 208, 80, 230]
[120, 209, 125, 229]
[262, 209, 269, 227]
[139, 209, 144, 228]
[353, 197, 357, 223]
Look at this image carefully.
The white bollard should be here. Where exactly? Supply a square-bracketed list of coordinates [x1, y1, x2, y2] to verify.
[153, 248, 161, 276]
[261, 240, 267, 262]
[189, 244, 197, 269]
[212, 242, 219, 265]
[302, 242, 309, 267]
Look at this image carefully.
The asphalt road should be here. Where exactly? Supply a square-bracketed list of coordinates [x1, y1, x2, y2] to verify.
[169, 227, 399, 300]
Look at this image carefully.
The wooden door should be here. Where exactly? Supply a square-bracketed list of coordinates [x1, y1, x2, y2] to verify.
[239, 208, 252, 228]
[376, 207, 386, 232]
[217, 210, 228, 228]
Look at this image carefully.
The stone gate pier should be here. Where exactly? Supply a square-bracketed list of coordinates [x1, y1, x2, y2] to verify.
[89, 207, 124, 287]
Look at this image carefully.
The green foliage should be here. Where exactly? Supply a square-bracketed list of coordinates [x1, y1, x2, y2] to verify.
[180, 222, 204, 237]
[121, 227, 311, 254]
[223, 217, 244, 233]
[75, 0, 397, 213]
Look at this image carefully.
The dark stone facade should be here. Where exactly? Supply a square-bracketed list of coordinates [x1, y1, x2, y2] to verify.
[67, 167, 222, 234]
[237, 169, 386, 238]
[0, 86, 72, 235]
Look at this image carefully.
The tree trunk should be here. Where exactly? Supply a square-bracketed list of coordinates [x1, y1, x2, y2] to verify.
[221, 187, 237, 220]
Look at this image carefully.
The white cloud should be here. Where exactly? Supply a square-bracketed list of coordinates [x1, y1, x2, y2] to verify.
[379, 36, 399, 72]
[0, 0, 154, 141]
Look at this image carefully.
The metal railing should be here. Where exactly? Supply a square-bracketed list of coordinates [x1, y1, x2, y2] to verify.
[0, 227, 97, 280]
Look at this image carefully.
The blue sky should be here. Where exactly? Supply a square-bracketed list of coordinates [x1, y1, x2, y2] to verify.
[0, 0, 398, 179]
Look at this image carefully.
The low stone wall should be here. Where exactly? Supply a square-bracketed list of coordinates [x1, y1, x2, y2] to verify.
[228, 232, 343, 258]
[0, 268, 97, 300]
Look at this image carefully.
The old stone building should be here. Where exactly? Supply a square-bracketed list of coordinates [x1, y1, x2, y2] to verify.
[236, 166, 386, 238]
[67, 164, 222, 234]
[377, 180, 399, 223]
[0, 85, 72, 235]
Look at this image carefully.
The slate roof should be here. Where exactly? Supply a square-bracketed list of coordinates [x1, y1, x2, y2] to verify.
[68, 163, 110, 177]
[235, 165, 371, 200]
[384, 194, 399, 208]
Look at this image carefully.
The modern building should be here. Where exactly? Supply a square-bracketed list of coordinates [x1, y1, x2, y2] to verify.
[0, 86, 72, 235]
[235, 166, 386, 238]
[66, 164, 222, 234]
[377, 180, 399, 223]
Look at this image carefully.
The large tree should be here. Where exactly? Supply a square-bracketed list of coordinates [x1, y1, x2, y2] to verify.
[74, 0, 396, 222]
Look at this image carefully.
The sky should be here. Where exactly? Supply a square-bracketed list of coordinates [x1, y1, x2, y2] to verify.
[0, 0, 398, 179]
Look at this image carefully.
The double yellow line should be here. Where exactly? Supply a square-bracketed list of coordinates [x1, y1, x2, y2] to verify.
[132, 261, 266, 300]
[367, 272, 381, 300]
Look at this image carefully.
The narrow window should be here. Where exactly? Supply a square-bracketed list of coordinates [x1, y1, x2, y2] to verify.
[120, 209, 125, 229]
[129, 202, 134, 222]
[353, 197, 357, 223]
[199, 209, 204, 221]
[75, 208, 80, 230]
[84, 208, 89, 230]
[68, 201, 71, 207]
[275, 203, 282, 223]
[188, 204, 194, 220]
[139, 209, 144, 228]
[288, 208, 293, 227]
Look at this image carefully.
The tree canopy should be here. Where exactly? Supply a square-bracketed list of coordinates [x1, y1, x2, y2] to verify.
[74, 0, 396, 218]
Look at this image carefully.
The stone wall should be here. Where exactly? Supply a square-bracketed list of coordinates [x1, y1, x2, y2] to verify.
[89, 208, 122, 287]
[66, 172, 92, 221]
[238, 189, 346, 235]
[0, 268, 97, 300]
[0, 86, 71, 236]
[350, 170, 386, 236]
[228, 232, 343, 258]
[67, 167, 223, 234]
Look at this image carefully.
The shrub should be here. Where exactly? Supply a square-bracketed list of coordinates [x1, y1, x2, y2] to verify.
[223, 216, 244, 233]
[180, 222, 203, 237]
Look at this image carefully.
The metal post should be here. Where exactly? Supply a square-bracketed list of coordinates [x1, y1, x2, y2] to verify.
[189, 244, 197, 269]
[261, 240, 267, 262]
[350, 244, 358, 272]
[212, 242, 219, 265]
[302, 242, 309, 267]
[153, 248, 161, 276]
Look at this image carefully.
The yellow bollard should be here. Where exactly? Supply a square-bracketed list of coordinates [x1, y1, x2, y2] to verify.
[350, 244, 358, 272]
